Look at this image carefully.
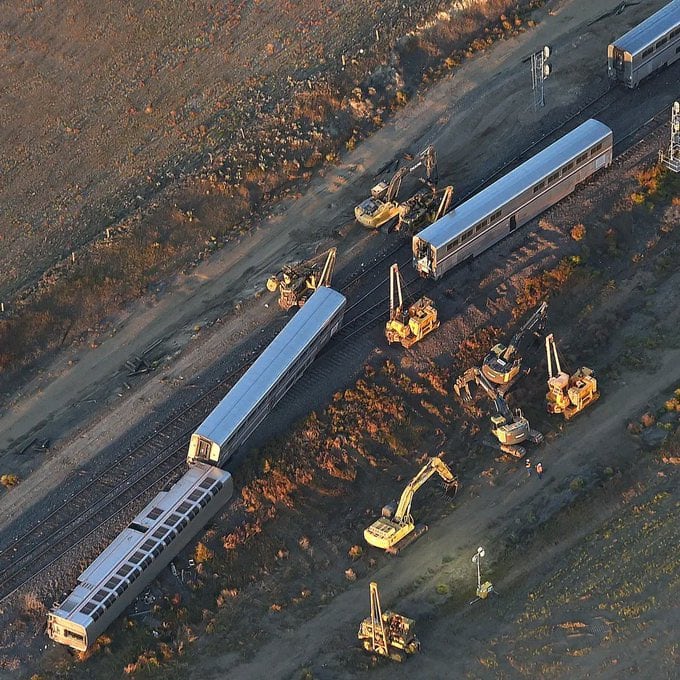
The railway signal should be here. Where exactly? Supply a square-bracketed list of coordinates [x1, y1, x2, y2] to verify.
[530, 45, 551, 110]
[659, 101, 680, 173]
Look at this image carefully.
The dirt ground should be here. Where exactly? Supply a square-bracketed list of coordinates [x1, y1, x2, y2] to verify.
[0, 0, 679, 678]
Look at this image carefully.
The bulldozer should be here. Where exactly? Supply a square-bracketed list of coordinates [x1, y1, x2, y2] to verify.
[364, 456, 458, 554]
[455, 367, 543, 458]
[385, 263, 440, 348]
[358, 582, 420, 662]
[396, 184, 454, 233]
[545, 333, 599, 419]
[266, 247, 336, 311]
[481, 301, 548, 392]
[355, 145, 438, 229]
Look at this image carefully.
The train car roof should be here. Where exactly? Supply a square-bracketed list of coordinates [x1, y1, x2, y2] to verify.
[193, 286, 346, 445]
[611, 0, 680, 56]
[50, 464, 231, 626]
[415, 119, 612, 250]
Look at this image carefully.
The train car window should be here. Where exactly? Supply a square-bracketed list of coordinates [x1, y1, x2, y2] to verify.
[533, 181, 546, 194]
[152, 528, 166, 539]
[641, 47, 654, 58]
[179, 517, 190, 529]
[92, 607, 103, 621]
[188, 490, 203, 502]
[460, 229, 472, 242]
[141, 555, 153, 569]
[92, 590, 107, 603]
[492, 210, 502, 220]
[151, 545, 163, 558]
[676, 45, 680, 53]
[199, 478, 215, 490]
[115, 583, 127, 596]
[199, 496, 209, 508]
[189, 507, 200, 519]
[656, 37, 667, 48]
[577, 153, 588, 164]
[562, 162, 575, 174]
[81, 602, 97, 616]
[671, 28, 680, 38]
[131, 550, 145, 563]
[128, 521, 148, 533]
[104, 577, 120, 590]
[141, 539, 156, 551]
[590, 143, 603, 156]
[548, 172, 559, 183]
[446, 242, 456, 252]
[64, 629, 86, 641]
[147, 507, 163, 520]
[116, 565, 132, 578]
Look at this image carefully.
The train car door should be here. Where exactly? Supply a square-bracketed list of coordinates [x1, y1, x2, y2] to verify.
[612, 47, 625, 78]
[509, 215, 517, 231]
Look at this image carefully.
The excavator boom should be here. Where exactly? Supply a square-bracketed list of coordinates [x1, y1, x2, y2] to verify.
[364, 456, 458, 552]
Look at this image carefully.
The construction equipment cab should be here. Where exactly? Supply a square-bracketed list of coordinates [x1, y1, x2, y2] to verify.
[364, 456, 458, 553]
[266, 247, 336, 310]
[455, 367, 543, 458]
[545, 333, 599, 419]
[355, 145, 438, 229]
[481, 301, 547, 390]
[385, 263, 439, 348]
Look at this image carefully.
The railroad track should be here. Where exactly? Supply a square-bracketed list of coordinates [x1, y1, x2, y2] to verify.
[1, 92, 675, 606]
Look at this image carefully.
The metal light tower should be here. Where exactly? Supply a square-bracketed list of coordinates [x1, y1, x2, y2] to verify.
[530, 46, 551, 110]
[471, 546, 495, 600]
[659, 101, 680, 173]
[472, 546, 485, 590]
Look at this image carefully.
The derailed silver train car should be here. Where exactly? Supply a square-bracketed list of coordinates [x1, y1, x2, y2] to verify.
[187, 285, 346, 468]
[608, 0, 680, 88]
[413, 119, 613, 280]
[47, 463, 233, 651]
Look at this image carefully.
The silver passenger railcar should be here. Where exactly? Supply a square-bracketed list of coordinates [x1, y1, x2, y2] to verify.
[608, 0, 680, 88]
[47, 463, 233, 651]
[413, 119, 613, 280]
[187, 285, 346, 468]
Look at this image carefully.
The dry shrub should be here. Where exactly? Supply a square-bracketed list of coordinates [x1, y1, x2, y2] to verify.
[0, 474, 19, 488]
[223, 520, 263, 550]
[570, 223, 586, 241]
[634, 165, 662, 193]
[348, 544, 363, 561]
[194, 541, 214, 563]
[514, 258, 576, 314]
[21, 593, 46, 620]
[124, 650, 160, 674]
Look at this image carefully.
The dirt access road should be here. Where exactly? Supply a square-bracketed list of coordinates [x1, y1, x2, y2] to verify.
[210, 347, 680, 680]
[0, 0, 675, 500]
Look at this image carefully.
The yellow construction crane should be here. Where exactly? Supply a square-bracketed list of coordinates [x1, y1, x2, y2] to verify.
[358, 582, 420, 662]
[481, 301, 548, 391]
[364, 456, 458, 553]
[455, 367, 543, 458]
[396, 184, 454, 233]
[385, 263, 440, 348]
[355, 145, 438, 229]
[545, 333, 599, 419]
[266, 247, 337, 310]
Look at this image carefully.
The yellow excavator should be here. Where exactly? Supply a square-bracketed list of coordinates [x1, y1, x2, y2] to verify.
[385, 263, 440, 348]
[364, 456, 458, 554]
[358, 582, 420, 663]
[396, 184, 454, 233]
[455, 367, 543, 458]
[481, 301, 548, 392]
[266, 247, 336, 310]
[355, 145, 438, 229]
[545, 333, 599, 419]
